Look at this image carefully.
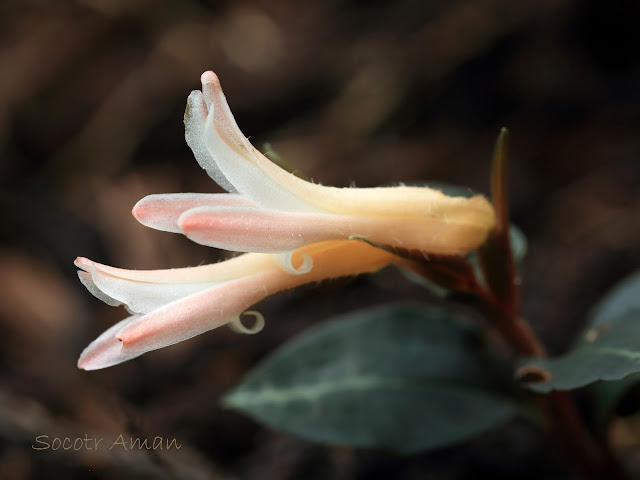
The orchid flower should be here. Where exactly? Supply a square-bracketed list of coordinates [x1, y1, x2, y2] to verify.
[76, 240, 395, 370]
[132, 71, 496, 255]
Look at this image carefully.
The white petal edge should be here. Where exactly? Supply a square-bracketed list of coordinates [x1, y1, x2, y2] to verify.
[75, 255, 276, 284]
[200, 72, 320, 213]
[88, 265, 224, 315]
[77, 271, 122, 307]
[185, 90, 237, 192]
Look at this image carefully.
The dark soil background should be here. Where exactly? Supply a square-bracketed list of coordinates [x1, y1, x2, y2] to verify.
[1, 0, 639, 478]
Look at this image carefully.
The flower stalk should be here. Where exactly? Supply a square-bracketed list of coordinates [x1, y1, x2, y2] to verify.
[475, 131, 625, 479]
[399, 129, 627, 478]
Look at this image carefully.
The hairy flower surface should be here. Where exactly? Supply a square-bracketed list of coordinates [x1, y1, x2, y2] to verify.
[132, 71, 496, 255]
[76, 240, 394, 370]
[76, 71, 498, 370]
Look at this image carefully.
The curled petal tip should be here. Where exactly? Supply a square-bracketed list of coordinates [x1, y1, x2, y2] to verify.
[228, 311, 265, 334]
[277, 251, 314, 274]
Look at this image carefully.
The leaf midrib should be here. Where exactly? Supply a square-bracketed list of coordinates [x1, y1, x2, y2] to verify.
[225, 375, 509, 407]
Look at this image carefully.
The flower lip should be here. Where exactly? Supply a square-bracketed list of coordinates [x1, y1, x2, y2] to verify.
[114, 272, 275, 355]
[77, 315, 143, 370]
[75, 241, 396, 369]
[132, 193, 256, 234]
[181, 69, 497, 254]
[75, 68, 499, 371]
[175, 200, 494, 255]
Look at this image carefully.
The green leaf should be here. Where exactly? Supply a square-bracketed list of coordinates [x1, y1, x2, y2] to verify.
[521, 270, 640, 393]
[590, 372, 640, 430]
[522, 311, 640, 393]
[588, 271, 640, 425]
[589, 270, 640, 328]
[223, 304, 520, 454]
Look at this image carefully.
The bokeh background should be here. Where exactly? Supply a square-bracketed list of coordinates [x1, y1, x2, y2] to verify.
[1, 0, 640, 478]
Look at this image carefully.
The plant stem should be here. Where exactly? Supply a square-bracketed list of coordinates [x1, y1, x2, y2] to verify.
[543, 391, 630, 480]
[479, 296, 628, 479]
[407, 130, 629, 478]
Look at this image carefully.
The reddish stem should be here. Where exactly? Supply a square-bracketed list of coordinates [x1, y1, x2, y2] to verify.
[475, 292, 628, 479]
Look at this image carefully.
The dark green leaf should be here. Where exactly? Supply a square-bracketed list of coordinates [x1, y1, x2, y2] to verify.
[590, 372, 640, 430]
[587, 271, 640, 424]
[522, 270, 640, 393]
[223, 304, 520, 454]
[522, 311, 640, 393]
[589, 270, 640, 329]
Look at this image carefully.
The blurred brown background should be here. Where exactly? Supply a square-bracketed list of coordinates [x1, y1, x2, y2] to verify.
[1, 0, 639, 478]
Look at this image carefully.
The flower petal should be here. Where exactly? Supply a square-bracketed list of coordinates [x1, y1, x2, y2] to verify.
[198, 71, 495, 239]
[75, 255, 276, 284]
[116, 241, 394, 356]
[77, 315, 143, 370]
[178, 205, 493, 254]
[87, 265, 223, 314]
[185, 90, 237, 192]
[200, 71, 320, 212]
[132, 193, 255, 233]
[117, 271, 277, 354]
[77, 271, 122, 307]
[178, 206, 323, 253]
[79, 241, 395, 367]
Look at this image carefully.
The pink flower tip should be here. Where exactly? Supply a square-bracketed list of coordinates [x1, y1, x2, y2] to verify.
[74, 257, 92, 270]
[200, 71, 219, 85]
[131, 199, 148, 222]
[77, 337, 125, 371]
[178, 211, 208, 232]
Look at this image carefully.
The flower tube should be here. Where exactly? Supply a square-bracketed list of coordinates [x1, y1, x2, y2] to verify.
[76, 240, 394, 370]
[132, 71, 496, 255]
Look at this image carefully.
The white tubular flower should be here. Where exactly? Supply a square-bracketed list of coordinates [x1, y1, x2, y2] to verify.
[132, 71, 496, 255]
[76, 240, 395, 370]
